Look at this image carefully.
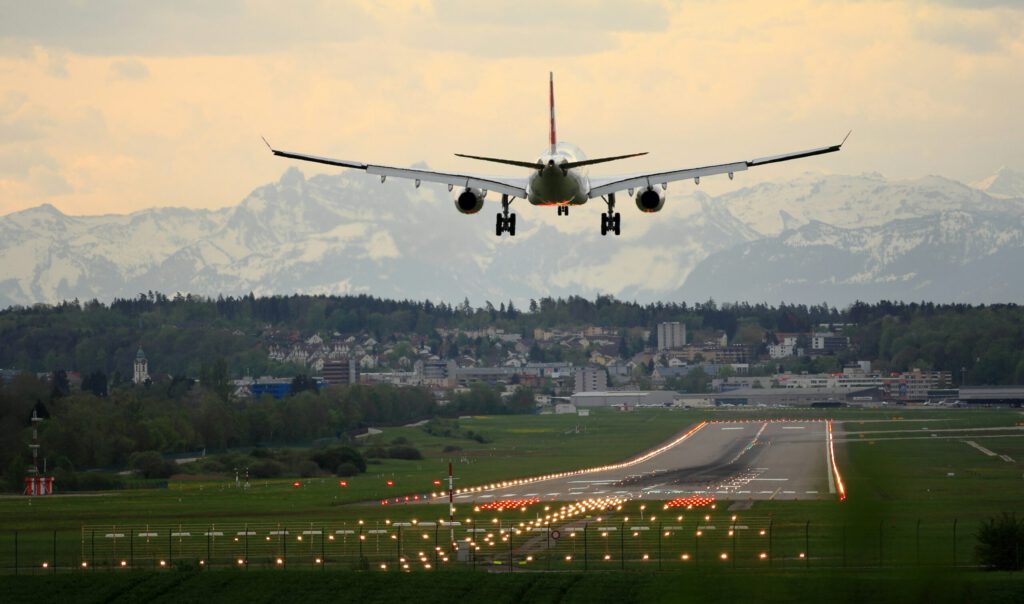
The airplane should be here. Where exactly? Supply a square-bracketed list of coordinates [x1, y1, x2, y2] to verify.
[264, 73, 848, 237]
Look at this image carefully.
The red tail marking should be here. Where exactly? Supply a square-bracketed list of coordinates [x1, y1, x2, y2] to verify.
[549, 72, 556, 154]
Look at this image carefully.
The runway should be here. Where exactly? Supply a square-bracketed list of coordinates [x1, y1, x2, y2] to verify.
[431, 420, 838, 506]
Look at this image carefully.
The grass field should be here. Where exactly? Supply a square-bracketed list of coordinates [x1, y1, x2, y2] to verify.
[1, 406, 1022, 599]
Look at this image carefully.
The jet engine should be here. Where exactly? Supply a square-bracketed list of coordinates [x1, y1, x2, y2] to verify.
[453, 187, 486, 214]
[634, 186, 665, 213]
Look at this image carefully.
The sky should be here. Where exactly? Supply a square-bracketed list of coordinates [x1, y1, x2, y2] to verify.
[0, 0, 1022, 216]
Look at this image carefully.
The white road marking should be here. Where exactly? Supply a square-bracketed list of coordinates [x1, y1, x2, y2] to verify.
[782, 426, 805, 430]
[568, 480, 616, 484]
[1000, 455, 1015, 462]
[964, 440, 997, 456]
[501, 493, 518, 498]
[545, 492, 560, 496]
[478, 494, 493, 499]
[805, 490, 818, 494]
[783, 490, 795, 494]
[751, 478, 788, 481]
[721, 427, 744, 430]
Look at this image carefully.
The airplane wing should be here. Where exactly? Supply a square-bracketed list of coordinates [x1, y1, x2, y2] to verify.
[263, 138, 528, 198]
[588, 133, 850, 198]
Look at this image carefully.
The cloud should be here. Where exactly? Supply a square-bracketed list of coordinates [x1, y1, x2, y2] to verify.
[110, 59, 149, 80]
[913, 6, 1023, 53]
[0, 1, 375, 56]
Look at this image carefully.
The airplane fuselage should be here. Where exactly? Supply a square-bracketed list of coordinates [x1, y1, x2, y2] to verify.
[526, 142, 590, 206]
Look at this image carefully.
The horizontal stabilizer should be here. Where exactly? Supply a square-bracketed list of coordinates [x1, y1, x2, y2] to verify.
[455, 151, 648, 171]
[562, 152, 647, 170]
[454, 154, 543, 169]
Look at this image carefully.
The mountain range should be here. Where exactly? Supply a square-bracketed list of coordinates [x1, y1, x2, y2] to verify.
[1, 166, 1022, 308]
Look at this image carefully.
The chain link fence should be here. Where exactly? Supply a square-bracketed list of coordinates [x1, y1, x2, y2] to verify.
[0, 515, 989, 574]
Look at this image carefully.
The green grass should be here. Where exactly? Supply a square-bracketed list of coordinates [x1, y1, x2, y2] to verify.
[2, 569, 1023, 604]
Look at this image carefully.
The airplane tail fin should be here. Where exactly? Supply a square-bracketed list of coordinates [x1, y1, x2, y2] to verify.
[549, 72, 557, 155]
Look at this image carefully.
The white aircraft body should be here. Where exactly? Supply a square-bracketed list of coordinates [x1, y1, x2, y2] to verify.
[265, 73, 848, 236]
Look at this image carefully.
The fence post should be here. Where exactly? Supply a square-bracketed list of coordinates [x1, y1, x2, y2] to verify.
[129, 529, 133, 569]
[434, 524, 438, 569]
[583, 523, 588, 572]
[283, 526, 287, 570]
[916, 519, 921, 566]
[878, 519, 884, 568]
[842, 524, 846, 568]
[952, 518, 957, 568]
[53, 530, 57, 574]
[732, 522, 737, 569]
[547, 522, 551, 571]
[206, 528, 211, 568]
[805, 520, 810, 568]
[768, 519, 773, 568]
[244, 524, 249, 570]
[167, 530, 171, 568]
[357, 525, 363, 565]
[508, 523, 514, 572]
[619, 521, 624, 570]
[321, 527, 326, 571]
[658, 522, 662, 571]
[395, 526, 401, 571]
[92, 529, 96, 571]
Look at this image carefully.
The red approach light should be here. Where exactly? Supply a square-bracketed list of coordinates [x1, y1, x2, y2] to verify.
[386, 480, 394, 487]
[292, 481, 302, 488]
[665, 495, 716, 509]
[433, 480, 442, 486]
[339, 481, 348, 487]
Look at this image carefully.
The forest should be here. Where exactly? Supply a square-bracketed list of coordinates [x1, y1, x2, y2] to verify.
[2, 293, 1022, 383]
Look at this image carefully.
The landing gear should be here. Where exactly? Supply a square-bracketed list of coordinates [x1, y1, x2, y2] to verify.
[557, 205, 569, 216]
[600, 193, 621, 236]
[496, 194, 516, 236]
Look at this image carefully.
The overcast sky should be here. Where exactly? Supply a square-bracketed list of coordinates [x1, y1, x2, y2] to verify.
[1, 0, 1021, 215]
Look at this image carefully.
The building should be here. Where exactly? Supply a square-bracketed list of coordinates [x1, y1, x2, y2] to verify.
[133, 347, 149, 385]
[811, 333, 849, 354]
[574, 368, 607, 393]
[657, 322, 687, 350]
[570, 391, 679, 408]
[768, 336, 800, 359]
[322, 358, 359, 386]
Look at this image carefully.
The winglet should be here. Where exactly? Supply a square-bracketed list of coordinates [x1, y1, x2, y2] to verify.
[261, 135, 274, 152]
[840, 130, 852, 147]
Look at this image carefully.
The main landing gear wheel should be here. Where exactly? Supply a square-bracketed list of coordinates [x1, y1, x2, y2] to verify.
[495, 194, 517, 236]
[600, 193, 621, 236]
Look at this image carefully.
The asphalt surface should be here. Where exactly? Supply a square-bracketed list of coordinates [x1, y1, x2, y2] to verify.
[441, 420, 836, 505]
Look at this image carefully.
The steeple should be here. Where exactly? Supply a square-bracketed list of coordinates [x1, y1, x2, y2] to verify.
[133, 346, 149, 385]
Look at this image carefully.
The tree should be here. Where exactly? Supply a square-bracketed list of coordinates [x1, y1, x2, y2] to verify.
[81, 370, 108, 397]
[290, 374, 318, 395]
[976, 512, 1024, 570]
[51, 369, 70, 399]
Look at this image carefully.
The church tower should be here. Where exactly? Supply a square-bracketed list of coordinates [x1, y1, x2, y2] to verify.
[133, 347, 150, 385]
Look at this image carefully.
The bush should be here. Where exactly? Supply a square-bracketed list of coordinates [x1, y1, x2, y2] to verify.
[310, 445, 367, 473]
[387, 445, 423, 460]
[976, 512, 1024, 570]
[335, 462, 359, 477]
[250, 459, 286, 479]
[365, 446, 389, 459]
[297, 460, 320, 478]
[391, 436, 410, 445]
[442, 445, 462, 453]
[128, 450, 177, 479]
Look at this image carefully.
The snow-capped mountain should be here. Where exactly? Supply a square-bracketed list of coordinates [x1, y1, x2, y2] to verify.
[682, 210, 1024, 304]
[0, 167, 1021, 308]
[973, 166, 1024, 200]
